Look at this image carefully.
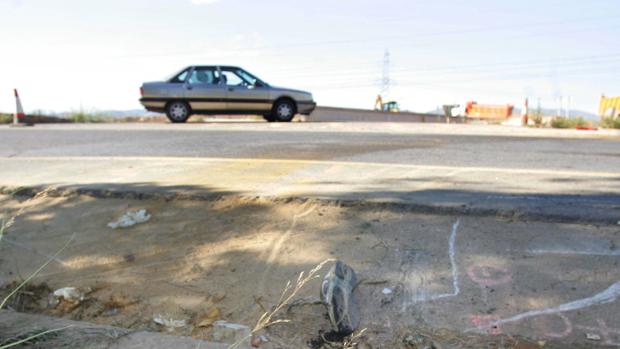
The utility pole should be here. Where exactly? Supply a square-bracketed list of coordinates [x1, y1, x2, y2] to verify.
[381, 49, 391, 98]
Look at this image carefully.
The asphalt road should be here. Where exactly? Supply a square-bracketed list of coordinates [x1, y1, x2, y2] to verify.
[1, 123, 619, 223]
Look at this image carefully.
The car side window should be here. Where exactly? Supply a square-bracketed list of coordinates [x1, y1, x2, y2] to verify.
[188, 68, 218, 85]
[220, 70, 245, 86]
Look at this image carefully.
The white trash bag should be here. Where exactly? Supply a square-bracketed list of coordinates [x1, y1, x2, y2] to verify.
[108, 209, 151, 229]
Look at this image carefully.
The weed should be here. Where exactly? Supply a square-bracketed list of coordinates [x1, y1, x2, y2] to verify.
[69, 109, 103, 123]
[600, 117, 620, 129]
[0, 189, 74, 347]
[550, 116, 589, 129]
[0, 114, 12, 124]
[228, 259, 335, 349]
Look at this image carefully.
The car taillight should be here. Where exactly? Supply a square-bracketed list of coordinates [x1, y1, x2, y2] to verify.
[140, 87, 144, 97]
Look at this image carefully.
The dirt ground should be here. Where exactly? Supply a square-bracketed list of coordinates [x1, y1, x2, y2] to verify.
[1, 191, 619, 348]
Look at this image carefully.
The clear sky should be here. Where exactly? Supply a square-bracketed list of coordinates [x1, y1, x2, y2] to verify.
[0, 0, 618, 114]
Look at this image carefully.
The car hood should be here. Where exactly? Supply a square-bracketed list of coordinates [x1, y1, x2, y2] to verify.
[269, 86, 312, 95]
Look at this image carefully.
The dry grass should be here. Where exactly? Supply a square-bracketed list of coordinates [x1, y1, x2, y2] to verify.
[0, 188, 74, 348]
[228, 259, 336, 349]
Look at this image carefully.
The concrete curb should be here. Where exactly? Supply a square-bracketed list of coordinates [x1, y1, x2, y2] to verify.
[0, 310, 235, 349]
[2, 184, 617, 226]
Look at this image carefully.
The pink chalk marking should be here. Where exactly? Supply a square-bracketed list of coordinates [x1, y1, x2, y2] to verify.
[470, 315, 502, 335]
[576, 319, 620, 346]
[467, 265, 512, 287]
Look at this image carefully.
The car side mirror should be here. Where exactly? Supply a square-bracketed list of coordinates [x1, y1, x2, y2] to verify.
[254, 81, 264, 88]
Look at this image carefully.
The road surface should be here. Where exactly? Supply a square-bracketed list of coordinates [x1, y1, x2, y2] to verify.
[1, 123, 619, 223]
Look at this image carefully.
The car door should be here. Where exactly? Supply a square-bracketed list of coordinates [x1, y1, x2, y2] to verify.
[219, 67, 271, 113]
[183, 67, 227, 113]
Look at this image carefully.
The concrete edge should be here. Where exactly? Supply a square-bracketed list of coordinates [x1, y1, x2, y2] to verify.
[0, 310, 235, 349]
[1, 185, 616, 226]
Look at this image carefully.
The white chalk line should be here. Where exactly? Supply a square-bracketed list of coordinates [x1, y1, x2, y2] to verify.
[528, 248, 620, 257]
[467, 281, 620, 332]
[258, 204, 317, 293]
[428, 219, 461, 301]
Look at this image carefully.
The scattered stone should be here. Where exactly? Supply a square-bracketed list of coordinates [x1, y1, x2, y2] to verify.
[586, 333, 601, 341]
[153, 315, 187, 330]
[108, 209, 151, 229]
[320, 260, 360, 336]
[403, 334, 435, 349]
[212, 321, 251, 345]
[52, 287, 83, 303]
[251, 334, 268, 347]
[382, 288, 393, 295]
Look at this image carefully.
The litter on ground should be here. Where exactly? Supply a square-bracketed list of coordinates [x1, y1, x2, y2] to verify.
[52, 287, 83, 303]
[107, 209, 151, 229]
[153, 315, 187, 329]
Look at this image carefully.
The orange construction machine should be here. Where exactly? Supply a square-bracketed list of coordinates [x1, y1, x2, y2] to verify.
[465, 101, 514, 120]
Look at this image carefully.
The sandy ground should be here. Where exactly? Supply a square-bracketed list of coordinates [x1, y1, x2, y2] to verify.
[1, 192, 619, 348]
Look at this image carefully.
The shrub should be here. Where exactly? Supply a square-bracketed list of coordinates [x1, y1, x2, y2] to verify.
[550, 117, 589, 129]
[0, 114, 12, 124]
[600, 117, 620, 129]
[69, 110, 102, 123]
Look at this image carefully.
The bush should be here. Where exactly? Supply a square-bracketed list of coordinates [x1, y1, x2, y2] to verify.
[600, 117, 620, 129]
[550, 117, 589, 129]
[0, 113, 12, 124]
[69, 110, 102, 123]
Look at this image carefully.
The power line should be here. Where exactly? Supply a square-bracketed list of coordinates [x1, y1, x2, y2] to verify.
[104, 15, 620, 60]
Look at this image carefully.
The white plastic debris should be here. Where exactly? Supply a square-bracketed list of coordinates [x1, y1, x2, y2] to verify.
[586, 333, 601, 341]
[108, 209, 151, 229]
[382, 288, 393, 295]
[153, 315, 187, 329]
[53, 287, 83, 303]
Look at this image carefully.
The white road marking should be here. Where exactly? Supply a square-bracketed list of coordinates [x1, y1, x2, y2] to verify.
[468, 281, 620, 332]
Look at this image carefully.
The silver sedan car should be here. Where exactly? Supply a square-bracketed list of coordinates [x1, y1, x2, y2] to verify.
[140, 66, 316, 123]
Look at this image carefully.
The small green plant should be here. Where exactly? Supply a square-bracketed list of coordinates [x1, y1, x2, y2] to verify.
[70, 109, 103, 123]
[600, 117, 620, 129]
[550, 116, 589, 129]
[0, 114, 12, 124]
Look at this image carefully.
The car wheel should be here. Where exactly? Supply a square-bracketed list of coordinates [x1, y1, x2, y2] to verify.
[166, 101, 191, 123]
[272, 99, 296, 122]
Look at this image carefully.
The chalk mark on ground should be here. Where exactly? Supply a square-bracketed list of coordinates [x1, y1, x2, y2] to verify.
[467, 281, 620, 332]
